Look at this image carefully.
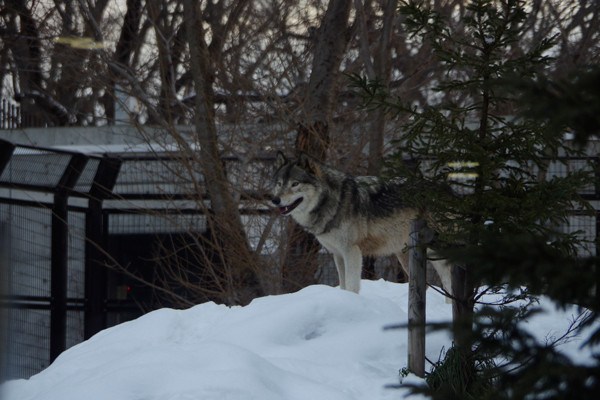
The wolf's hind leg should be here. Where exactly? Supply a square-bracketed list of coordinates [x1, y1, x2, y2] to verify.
[429, 257, 452, 298]
[343, 246, 363, 294]
[333, 253, 346, 290]
[395, 252, 410, 283]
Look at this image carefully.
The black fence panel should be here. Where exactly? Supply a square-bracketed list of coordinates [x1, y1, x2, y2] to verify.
[0, 140, 98, 380]
[0, 204, 53, 379]
[3, 308, 51, 379]
[0, 205, 89, 379]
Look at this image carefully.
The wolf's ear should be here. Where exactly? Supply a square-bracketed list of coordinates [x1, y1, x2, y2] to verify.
[275, 151, 287, 169]
[298, 152, 322, 177]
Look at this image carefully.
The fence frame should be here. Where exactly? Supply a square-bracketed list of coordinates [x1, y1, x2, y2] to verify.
[0, 139, 108, 367]
[0, 138, 274, 379]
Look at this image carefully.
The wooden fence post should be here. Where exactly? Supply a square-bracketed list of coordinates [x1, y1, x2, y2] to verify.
[408, 219, 427, 377]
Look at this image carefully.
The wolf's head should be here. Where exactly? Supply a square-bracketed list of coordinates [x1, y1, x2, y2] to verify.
[270, 151, 324, 216]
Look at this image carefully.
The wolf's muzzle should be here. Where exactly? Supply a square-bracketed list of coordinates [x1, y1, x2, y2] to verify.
[272, 197, 303, 215]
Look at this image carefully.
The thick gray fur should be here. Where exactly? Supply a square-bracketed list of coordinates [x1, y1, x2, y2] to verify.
[271, 151, 451, 294]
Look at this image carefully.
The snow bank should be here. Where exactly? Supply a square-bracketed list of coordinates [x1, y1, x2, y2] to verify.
[1, 280, 596, 400]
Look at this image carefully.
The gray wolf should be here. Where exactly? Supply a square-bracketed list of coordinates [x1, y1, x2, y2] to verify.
[270, 151, 451, 294]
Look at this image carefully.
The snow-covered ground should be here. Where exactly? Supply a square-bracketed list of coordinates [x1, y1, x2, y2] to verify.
[1, 280, 597, 400]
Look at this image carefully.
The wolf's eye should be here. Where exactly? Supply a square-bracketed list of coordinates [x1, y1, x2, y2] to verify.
[291, 181, 299, 187]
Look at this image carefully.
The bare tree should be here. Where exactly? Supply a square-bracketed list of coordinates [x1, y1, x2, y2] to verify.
[295, 0, 352, 159]
[3, 0, 46, 124]
[180, 0, 265, 304]
[353, 0, 398, 174]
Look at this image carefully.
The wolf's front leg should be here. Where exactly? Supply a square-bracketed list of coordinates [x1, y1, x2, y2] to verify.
[333, 253, 346, 290]
[343, 246, 363, 294]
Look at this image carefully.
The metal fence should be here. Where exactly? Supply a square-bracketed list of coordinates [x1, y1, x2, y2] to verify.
[0, 99, 48, 129]
[0, 140, 112, 379]
[0, 138, 278, 380]
[0, 100, 20, 129]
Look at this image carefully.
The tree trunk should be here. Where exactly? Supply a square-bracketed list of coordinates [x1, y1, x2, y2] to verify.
[296, 0, 352, 159]
[5, 0, 44, 126]
[286, 0, 352, 291]
[183, 0, 262, 305]
[451, 264, 475, 347]
[105, 0, 143, 124]
[355, 0, 398, 176]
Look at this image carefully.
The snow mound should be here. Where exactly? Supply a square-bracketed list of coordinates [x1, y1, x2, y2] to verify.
[1, 280, 596, 400]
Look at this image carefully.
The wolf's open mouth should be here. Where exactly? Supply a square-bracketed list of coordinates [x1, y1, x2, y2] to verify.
[279, 197, 303, 215]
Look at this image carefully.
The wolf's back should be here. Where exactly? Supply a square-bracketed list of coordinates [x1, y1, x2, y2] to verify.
[338, 174, 408, 219]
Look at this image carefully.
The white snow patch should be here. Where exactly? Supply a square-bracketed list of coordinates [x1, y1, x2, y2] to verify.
[1, 280, 597, 400]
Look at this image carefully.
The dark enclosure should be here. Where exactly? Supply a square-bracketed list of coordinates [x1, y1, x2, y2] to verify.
[0, 138, 252, 380]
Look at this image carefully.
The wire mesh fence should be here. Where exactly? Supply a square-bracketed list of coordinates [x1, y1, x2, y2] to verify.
[0, 140, 101, 380]
[0, 204, 54, 378]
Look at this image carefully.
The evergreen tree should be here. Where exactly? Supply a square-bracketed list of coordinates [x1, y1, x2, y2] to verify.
[511, 65, 600, 146]
[353, 0, 599, 398]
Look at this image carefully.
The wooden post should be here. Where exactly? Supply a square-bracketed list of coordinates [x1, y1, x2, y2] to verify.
[408, 219, 427, 377]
